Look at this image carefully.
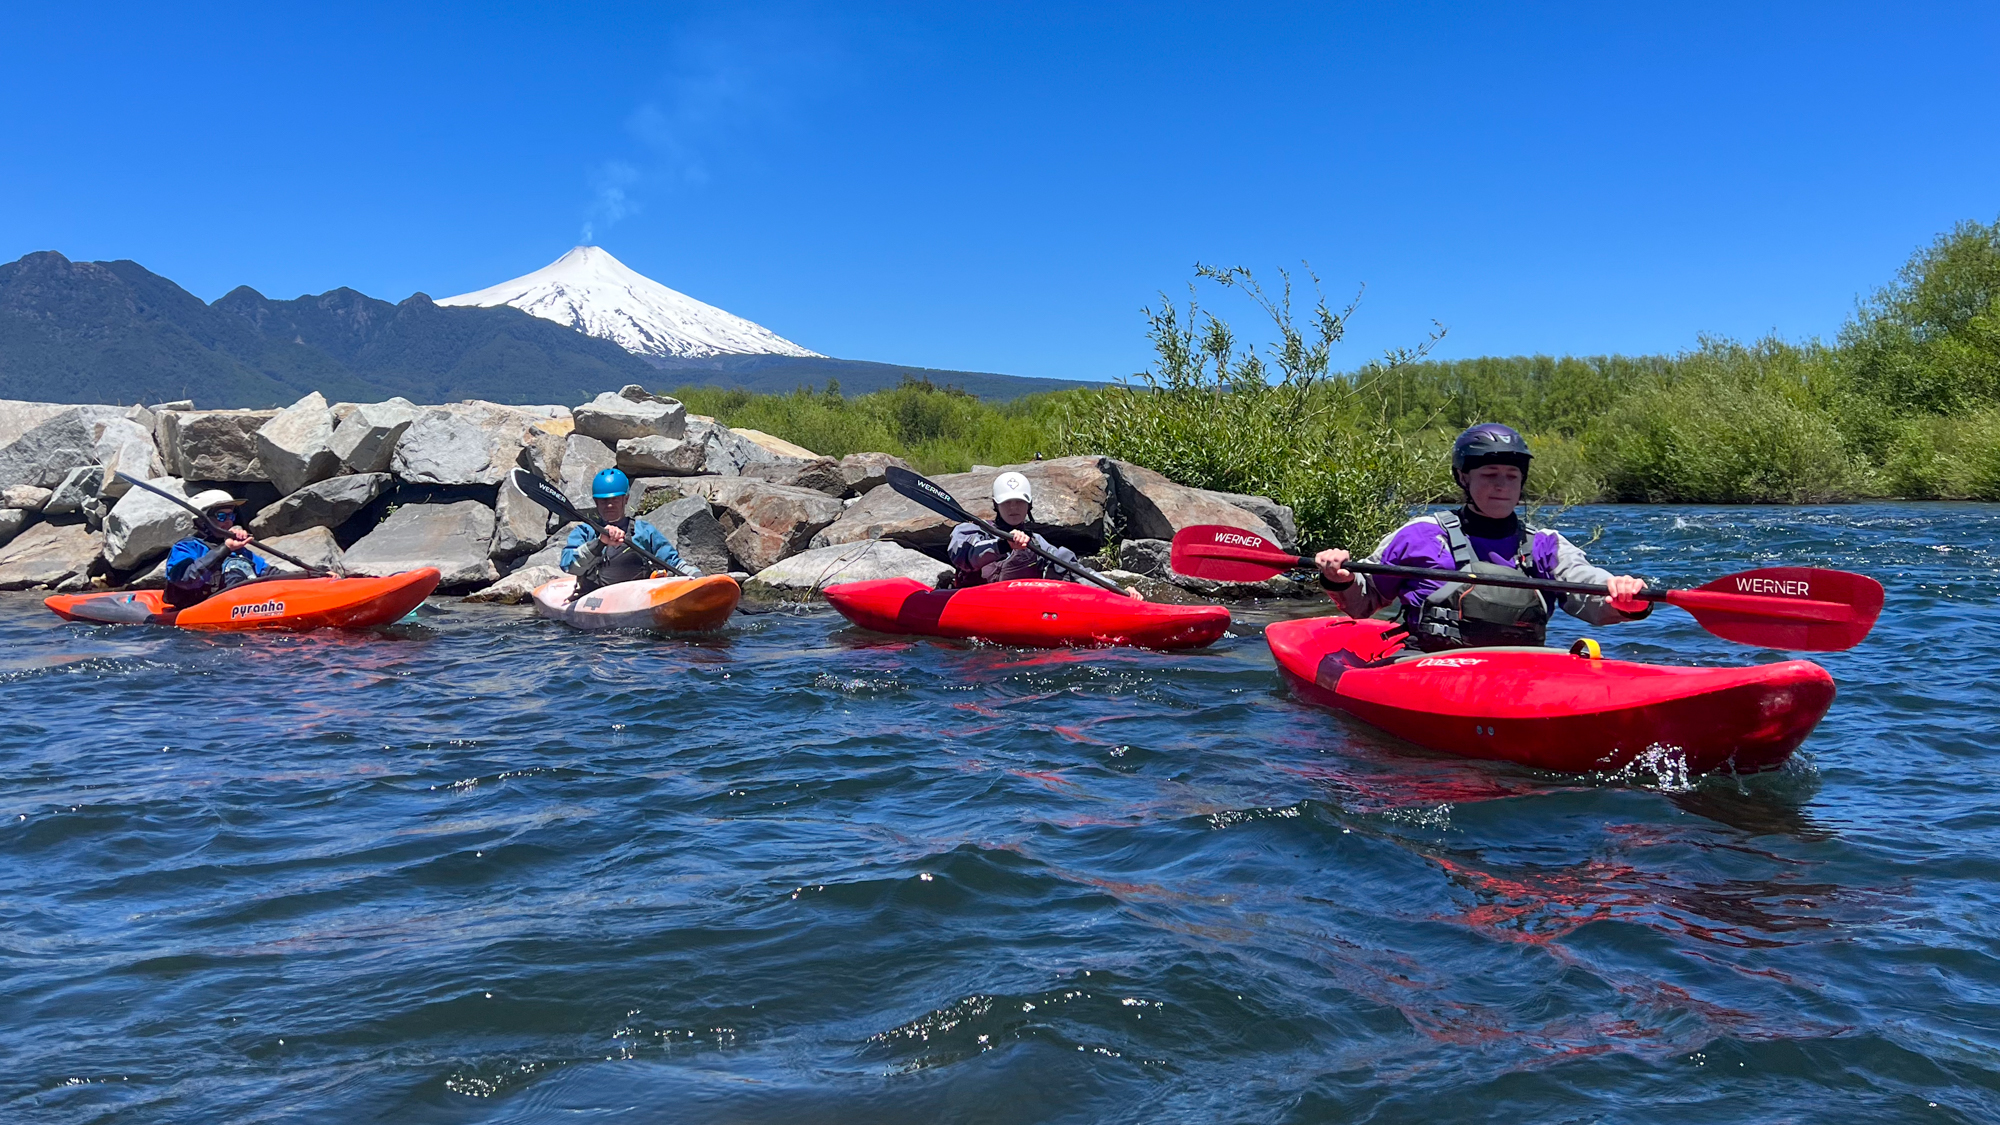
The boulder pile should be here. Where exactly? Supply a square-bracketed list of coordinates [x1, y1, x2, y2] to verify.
[0, 387, 1302, 602]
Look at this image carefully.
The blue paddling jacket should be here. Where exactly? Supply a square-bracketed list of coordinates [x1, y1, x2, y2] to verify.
[163, 536, 269, 607]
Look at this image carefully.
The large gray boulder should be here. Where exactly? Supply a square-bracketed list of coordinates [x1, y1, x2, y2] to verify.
[0, 508, 31, 548]
[836, 452, 913, 498]
[572, 390, 686, 444]
[491, 474, 557, 562]
[0, 521, 102, 590]
[647, 495, 732, 576]
[614, 434, 711, 476]
[679, 477, 844, 572]
[559, 434, 617, 508]
[391, 403, 542, 486]
[259, 526, 347, 578]
[685, 418, 775, 475]
[93, 416, 165, 499]
[329, 397, 419, 474]
[0, 405, 127, 490]
[812, 455, 1115, 554]
[1109, 460, 1284, 548]
[749, 540, 953, 593]
[254, 392, 341, 495]
[42, 465, 101, 516]
[102, 477, 196, 570]
[0, 400, 78, 449]
[519, 521, 586, 571]
[157, 409, 278, 481]
[743, 456, 847, 497]
[245, 472, 392, 538]
[464, 564, 565, 605]
[342, 499, 499, 589]
[519, 417, 570, 482]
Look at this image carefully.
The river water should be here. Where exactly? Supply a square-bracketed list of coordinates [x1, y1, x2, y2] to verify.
[3, 504, 1995, 1124]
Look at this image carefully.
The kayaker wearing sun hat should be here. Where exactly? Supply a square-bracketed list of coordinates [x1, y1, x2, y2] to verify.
[948, 471, 1136, 595]
[561, 468, 700, 595]
[1313, 423, 1650, 651]
[162, 491, 270, 607]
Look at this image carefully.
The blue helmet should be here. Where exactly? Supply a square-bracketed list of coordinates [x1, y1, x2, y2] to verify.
[1450, 423, 1533, 479]
[591, 467, 631, 499]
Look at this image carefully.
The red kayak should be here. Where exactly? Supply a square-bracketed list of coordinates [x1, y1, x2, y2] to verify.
[45, 569, 441, 632]
[1265, 616, 1835, 775]
[824, 577, 1231, 650]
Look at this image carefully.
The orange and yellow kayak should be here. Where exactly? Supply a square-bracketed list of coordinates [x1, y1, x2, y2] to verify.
[45, 569, 441, 632]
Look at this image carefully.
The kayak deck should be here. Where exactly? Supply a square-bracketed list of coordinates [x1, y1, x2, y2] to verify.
[824, 577, 1230, 651]
[531, 573, 741, 632]
[1265, 615, 1835, 775]
[45, 569, 441, 631]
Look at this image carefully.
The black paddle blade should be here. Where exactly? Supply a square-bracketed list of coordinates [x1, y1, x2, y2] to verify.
[884, 466, 973, 523]
[511, 467, 587, 523]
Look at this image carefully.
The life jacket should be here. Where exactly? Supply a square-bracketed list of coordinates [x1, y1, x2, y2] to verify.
[574, 521, 656, 595]
[1406, 511, 1552, 651]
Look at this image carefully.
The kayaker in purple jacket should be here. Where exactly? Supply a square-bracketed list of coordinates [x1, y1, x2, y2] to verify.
[1313, 424, 1650, 650]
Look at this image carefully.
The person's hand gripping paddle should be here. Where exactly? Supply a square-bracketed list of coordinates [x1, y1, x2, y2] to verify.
[883, 466, 1131, 595]
[1169, 524, 1883, 652]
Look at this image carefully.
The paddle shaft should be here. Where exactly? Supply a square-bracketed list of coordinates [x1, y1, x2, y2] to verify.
[1212, 544, 1858, 624]
[508, 468, 674, 573]
[881, 467, 1125, 593]
[114, 472, 328, 576]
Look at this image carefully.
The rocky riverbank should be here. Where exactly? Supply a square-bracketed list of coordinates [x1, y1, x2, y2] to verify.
[0, 388, 1311, 604]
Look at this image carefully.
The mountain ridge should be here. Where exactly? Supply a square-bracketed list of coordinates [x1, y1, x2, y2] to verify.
[0, 250, 1099, 407]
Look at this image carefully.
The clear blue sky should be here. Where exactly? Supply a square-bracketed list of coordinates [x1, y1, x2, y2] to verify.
[4, 3, 1996, 382]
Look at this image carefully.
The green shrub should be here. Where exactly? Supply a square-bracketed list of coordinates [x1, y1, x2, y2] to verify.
[1878, 409, 2000, 499]
[1842, 217, 2000, 415]
[1060, 265, 1438, 549]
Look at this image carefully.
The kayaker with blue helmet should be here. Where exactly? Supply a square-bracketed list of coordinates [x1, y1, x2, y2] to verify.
[948, 471, 1138, 596]
[162, 490, 270, 607]
[1312, 424, 1649, 650]
[560, 468, 700, 594]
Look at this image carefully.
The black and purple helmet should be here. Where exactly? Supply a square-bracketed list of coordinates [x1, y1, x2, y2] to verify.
[1450, 423, 1533, 478]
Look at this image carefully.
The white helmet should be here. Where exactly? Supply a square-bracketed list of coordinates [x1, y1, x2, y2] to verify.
[188, 489, 246, 514]
[991, 471, 1033, 505]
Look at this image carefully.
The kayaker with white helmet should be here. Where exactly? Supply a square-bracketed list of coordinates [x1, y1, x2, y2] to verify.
[948, 471, 1138, 596]
[560, 468, 700, 595]
[162, 491, 269, 607]
[1313, 423, 1649, 650]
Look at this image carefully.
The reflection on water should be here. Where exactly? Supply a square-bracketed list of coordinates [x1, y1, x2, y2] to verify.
[2, 505, 1999, 1123]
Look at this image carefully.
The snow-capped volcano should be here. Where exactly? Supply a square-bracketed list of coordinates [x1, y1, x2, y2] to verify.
[437, 245, 820, 360]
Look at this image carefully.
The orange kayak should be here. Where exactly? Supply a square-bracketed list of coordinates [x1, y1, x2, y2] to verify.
[531, 573, 741, 632]
[45, 569, 442, 631]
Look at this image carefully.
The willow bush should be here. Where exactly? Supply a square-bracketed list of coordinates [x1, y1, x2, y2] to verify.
[1059, 265, 1440, 550]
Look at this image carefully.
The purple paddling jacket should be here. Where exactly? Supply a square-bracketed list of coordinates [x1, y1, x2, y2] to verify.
[1325, 509, 1649, 627]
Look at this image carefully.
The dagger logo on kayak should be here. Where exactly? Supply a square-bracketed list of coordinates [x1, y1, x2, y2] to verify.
[229, 600, 287, 620]
[1735, 576, 1810, 597]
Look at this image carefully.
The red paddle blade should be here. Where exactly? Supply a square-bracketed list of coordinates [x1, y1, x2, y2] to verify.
[1665, 567, 1885, 652]
[1169, 525, 1301, 581]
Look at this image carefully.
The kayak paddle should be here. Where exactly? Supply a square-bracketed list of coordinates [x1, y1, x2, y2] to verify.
[1168, 523, 1884, 652]
[113, 472, 332, 577]
[882, 466, 1129, 594]
[509, 467, 679, 575]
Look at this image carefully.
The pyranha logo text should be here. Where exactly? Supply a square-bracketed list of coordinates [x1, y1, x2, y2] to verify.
[230, 600, 286, 619]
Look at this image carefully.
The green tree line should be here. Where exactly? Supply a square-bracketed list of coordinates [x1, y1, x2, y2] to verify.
[677, 218, 2000, 550]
